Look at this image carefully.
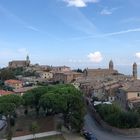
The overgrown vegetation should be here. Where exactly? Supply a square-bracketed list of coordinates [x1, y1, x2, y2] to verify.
[95, 104, 140, 128]
[0, 68, 15, 81]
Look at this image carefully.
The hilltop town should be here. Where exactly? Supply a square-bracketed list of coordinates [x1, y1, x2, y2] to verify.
[1, 55, 139, 111]
[0, 56, 140, 140]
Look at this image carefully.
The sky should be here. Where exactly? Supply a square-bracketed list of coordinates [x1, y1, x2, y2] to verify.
[0, 0, 140, 75]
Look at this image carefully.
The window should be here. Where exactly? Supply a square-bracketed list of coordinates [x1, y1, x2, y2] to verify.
[138, 93, 140, 97]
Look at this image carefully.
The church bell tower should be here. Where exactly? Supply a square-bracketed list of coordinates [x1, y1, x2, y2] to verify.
[109, 60, 113, 70]
[133, 62, 137, 80]
[26, 55, 30, 67]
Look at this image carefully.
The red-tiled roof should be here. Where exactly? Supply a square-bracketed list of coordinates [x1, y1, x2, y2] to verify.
[0, 90, 14, 95]
[5, 79, 23, 84]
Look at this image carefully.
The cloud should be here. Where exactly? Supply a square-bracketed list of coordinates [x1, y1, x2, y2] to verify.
[103, 28, 140, 36]
[26, 26, 40, 32]
[100, 9, 112, 15]
[100, 7, 121, 16]
[63, 0, 99, 7]
[64, 0, 86, 7]
[66, 28, 140, 40]
[136, 52, 140, 58]
[87, 51, 103, 63]
[68, 58, 87, 63]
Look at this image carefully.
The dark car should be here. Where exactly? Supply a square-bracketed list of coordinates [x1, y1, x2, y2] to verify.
[0, 120, 6, 131]
[83, 131, 97, 140]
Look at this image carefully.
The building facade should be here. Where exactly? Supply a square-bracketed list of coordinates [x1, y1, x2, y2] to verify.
[4, 79, 23, 89]
[83, 60, 118, 78]
[37, 71, 53, 80]
[53, 71, 82, 84]
[9, 55, 30, 68]
[116, 80, 140, 109]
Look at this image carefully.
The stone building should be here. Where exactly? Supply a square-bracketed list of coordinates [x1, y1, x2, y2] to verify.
[37, 71, 53, 80]
[116, 80, 140, 109]
[4, 79, 23, 89]
[9, 55, 30, 68]
[53, 71, 83, 84]
[83, 60, 118, 78]
[52, 66, 71, 73]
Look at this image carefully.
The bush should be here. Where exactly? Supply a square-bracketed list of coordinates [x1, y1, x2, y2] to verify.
[95, 104, 140, 128]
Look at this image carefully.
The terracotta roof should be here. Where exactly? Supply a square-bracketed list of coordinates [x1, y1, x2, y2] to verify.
[105, 83, 120, 90]
[122, 80, 140, 92]
[54, 71, 83, 76]
[13, 86, 37, 93]
[85, 68, 118, 72]
[0, 90, 14, 95]
[128, 97, 139, 101]
[5, 79, 23, 84]
[53, 66, 70, 68]
[128, 98, 140, 108]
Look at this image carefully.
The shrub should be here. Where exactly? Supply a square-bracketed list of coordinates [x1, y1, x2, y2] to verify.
[95, 104, 140, 128]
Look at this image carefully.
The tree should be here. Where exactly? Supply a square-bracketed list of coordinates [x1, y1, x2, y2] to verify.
[23, 87, 49, 116]
[23, 70, 37, 77]
[23, 84, 85, 131]
[0, 68, 15, 81]
[40, 92, 67, 115]
[39, 84, 85, 131]
[0, 94, 23, 140]
[63, 93, 85, 131]
[10, 67, 24, 76]
[76, 68, 83, 73]
[29, 122, 39, 140]
[95, 104, 140, 128]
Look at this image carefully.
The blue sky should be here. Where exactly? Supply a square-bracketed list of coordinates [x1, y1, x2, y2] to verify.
[0, 0, 140, 74]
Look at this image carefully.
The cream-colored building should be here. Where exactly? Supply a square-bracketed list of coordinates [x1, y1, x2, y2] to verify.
[38, 71, 53, 80]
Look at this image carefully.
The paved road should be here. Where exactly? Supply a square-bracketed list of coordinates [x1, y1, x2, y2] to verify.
[84, 113, 140, 140]
[63, 133, 85, 140]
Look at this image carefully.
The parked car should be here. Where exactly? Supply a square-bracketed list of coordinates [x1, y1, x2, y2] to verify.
[0, 120, 6, 131]
[82, 129, 97, 140]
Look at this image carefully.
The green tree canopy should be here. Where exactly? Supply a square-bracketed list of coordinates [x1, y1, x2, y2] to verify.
[0, 94, 23, 140]
[0, 68, 15, 81]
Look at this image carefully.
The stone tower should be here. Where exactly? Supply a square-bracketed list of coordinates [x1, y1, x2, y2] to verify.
[26, 55, 30, 66]
[109, 60, 113, 70]
[133, 62, 137, 80]
[26, 55, 29, 61]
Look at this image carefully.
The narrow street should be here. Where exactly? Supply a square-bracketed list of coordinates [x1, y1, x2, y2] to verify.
[84, 113, 140, 140]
